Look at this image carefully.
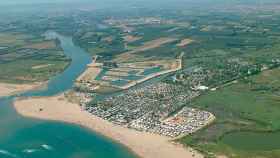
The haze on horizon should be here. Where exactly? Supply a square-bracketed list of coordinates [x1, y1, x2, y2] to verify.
[1, 0, 278, 5]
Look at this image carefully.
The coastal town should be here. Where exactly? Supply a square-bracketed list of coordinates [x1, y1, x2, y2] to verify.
[80, 82, 214, 138]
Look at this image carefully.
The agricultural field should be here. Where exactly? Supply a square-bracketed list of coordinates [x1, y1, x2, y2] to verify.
[0, 32, 70, 83]
[179, 68, 280, 158]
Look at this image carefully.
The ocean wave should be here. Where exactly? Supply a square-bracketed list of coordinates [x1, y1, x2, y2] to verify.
[41, 144, 53, 151]
[0, 149, 18, 158]
[22, 149, 38, 154]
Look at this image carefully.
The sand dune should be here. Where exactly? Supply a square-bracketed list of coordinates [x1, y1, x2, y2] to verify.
[14, 94, 203, 158]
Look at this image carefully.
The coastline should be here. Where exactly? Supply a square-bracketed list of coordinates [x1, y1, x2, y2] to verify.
[14, 94, 203, 158]
[0, 82, 44, 97]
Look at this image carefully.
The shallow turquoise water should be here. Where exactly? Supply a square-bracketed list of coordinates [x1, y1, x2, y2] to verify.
[0, 32, 137, 158]
[142, 67, 161, 76]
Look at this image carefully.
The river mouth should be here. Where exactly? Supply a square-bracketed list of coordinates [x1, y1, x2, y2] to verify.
[0, 32, 137, 158]
[221, 131, 280, 151]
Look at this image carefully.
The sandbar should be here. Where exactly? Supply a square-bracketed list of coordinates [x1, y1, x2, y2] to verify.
[0, 82, 43, 97]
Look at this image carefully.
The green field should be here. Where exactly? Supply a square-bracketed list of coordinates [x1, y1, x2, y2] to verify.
[0, 32, 70, 83]
[179, 68, 280, 158]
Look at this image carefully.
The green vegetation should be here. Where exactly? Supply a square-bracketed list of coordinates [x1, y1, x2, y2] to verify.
[73, 28, 125, 59]
[0, 32, 70, 83]
[179, 68, 280, 158]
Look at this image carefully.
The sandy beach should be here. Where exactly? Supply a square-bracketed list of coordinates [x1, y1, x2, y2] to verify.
[14, 94, 203, 158]
[0, 82, 43, 97]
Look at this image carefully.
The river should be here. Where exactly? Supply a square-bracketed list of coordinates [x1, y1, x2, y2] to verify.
[0, 32, 137, 158]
